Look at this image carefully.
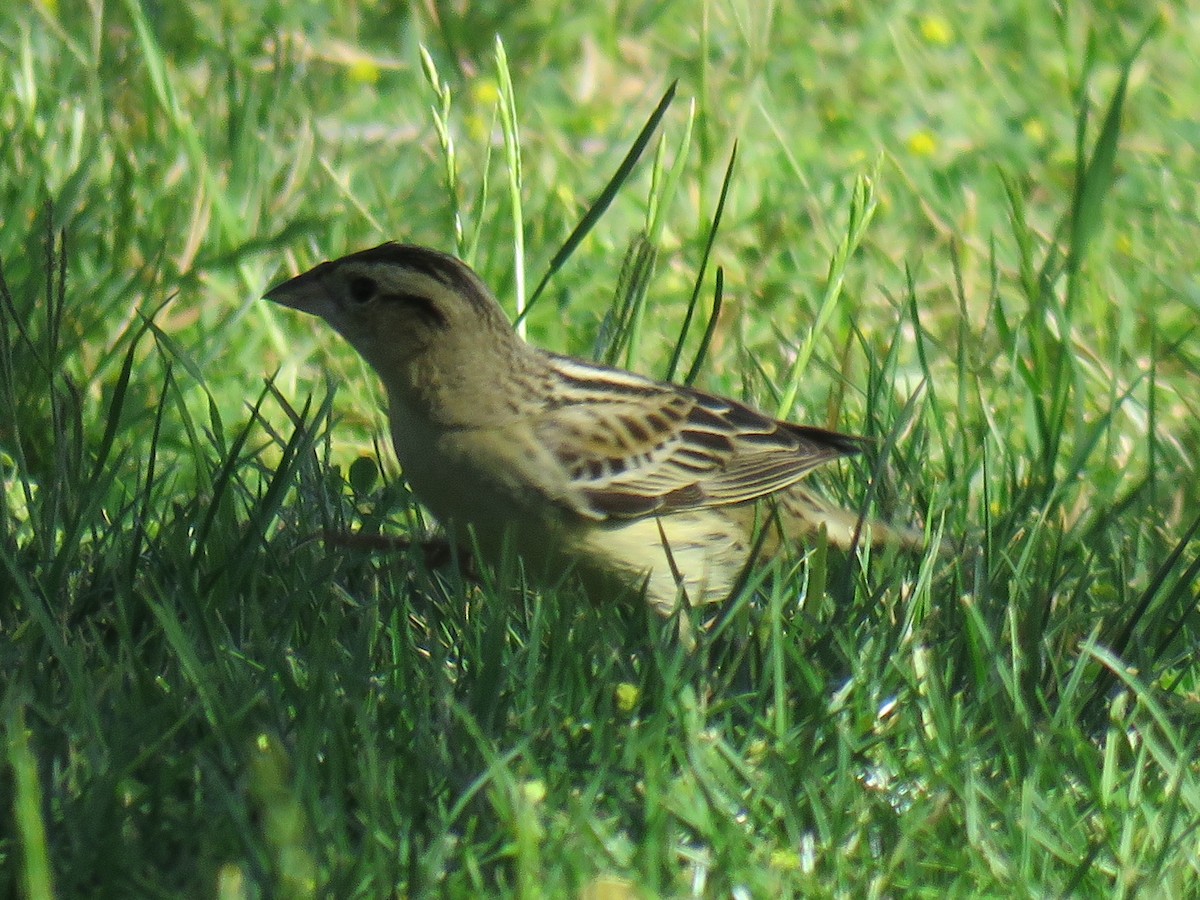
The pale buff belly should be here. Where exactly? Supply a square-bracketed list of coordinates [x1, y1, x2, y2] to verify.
[560, 508, 754, 614]
[391, 411, 758, 614]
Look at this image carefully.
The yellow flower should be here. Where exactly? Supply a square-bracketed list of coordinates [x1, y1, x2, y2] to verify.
[919, 15, 954, 46]
[770, 848, 803, 871]
[615, 683, 640, 713]
[1023, 118, 1048, 146]
[471, 79, 501, 107]
[906, 130, 937, 157]
[347, 58, 380, 85]
[520, 779, 546, 805]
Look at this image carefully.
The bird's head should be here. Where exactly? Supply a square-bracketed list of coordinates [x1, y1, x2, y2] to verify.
[266, 243, 534, 423]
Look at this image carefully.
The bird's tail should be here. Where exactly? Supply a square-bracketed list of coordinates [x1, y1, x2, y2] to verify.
[774, 486, 929, 553]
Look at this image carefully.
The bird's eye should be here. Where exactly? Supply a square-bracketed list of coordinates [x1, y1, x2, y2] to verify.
[347, 275, 377, 304]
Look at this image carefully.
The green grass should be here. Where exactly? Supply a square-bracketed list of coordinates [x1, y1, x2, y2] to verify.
[3, 1, 1199, 896]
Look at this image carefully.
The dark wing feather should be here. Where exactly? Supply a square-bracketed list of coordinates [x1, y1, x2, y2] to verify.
[535, 356, 864, 520]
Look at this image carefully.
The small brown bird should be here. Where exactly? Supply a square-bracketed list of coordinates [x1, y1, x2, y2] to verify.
[266, 243, 924, 625]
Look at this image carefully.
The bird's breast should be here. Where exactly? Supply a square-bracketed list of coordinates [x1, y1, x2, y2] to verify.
[386, 400, 571, 548]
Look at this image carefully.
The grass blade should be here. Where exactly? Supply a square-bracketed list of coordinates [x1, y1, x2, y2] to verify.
[520, 80, 678, 322]
[666, 140, 737, 382]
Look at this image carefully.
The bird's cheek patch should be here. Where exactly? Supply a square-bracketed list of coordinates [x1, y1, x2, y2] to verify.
[386, 292, 448, 329]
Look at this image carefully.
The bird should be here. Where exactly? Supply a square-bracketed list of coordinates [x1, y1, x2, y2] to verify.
[265, 242, 925, 630]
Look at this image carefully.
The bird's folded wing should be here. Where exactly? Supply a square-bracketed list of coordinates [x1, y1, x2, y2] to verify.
[533, 363, 864, 520]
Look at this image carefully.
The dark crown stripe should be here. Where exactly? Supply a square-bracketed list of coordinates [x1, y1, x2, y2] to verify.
[345, 242, 496, 313]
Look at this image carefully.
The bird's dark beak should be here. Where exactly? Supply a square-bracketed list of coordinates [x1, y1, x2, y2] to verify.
[264, 260, 335, 314]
